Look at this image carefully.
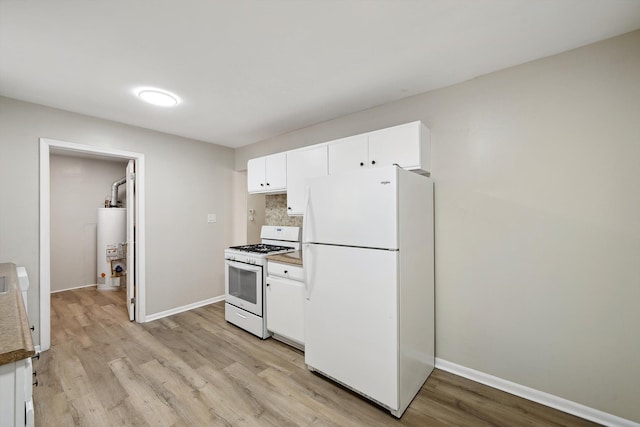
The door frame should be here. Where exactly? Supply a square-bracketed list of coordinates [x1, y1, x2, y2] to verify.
[39, 138, 147, 351]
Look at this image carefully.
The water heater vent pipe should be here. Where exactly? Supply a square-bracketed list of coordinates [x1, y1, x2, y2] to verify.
[109, 177, 127, 207]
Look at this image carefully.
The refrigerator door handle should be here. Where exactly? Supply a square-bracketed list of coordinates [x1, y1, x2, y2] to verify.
[303, 244, 314, 300]
[302, 185, 311, 243]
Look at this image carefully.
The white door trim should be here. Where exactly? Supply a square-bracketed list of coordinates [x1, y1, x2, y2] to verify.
[125, 160, 135, 321]
[39, 138, 147, 351]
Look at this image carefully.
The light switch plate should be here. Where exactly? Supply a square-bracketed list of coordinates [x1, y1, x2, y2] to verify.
[207, 213, 217, 223]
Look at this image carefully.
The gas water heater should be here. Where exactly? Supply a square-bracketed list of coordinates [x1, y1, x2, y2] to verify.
[96, 207, 126, 290]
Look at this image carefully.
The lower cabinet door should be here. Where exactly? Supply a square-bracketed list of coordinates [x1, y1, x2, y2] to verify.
[266, 276, 305, 345]
[25, 399, 34, 427]
[0, 359, 30, 427]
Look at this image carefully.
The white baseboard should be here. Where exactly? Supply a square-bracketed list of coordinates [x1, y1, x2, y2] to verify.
[144, 295, 225, 322]
[435, 358, 639, 427]
[50, 283, 97, 293]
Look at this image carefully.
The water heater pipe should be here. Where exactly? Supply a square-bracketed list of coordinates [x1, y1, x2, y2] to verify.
[109, 177, 127, 207]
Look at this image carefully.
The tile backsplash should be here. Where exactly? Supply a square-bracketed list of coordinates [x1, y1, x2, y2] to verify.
[265, 194, 303, 227]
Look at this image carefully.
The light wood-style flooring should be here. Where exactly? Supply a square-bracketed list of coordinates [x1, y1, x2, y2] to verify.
[35, 287, 598, 426]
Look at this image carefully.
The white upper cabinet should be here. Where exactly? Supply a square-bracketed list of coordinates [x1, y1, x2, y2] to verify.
[245, 121, 430, 196]
[368, 121, 428, 171]
[247, 153, 287, 193]
[328, 121, 430, 175]
[286, 145, 328, 215]
[327, 134, 368, 175]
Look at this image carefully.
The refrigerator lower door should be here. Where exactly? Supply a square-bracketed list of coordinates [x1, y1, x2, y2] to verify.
[304, 243, 398, 410]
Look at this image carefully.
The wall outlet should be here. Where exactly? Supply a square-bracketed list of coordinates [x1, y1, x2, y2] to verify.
[207, 213, 217, 223]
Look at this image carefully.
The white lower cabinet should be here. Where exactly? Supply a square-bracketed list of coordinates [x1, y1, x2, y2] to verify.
[0, 357, 33, 427]
[266, 262, 305, 349]
[0, 265, 34, 427]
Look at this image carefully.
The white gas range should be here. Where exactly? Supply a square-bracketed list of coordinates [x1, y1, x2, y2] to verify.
[224, 225, 300, 338]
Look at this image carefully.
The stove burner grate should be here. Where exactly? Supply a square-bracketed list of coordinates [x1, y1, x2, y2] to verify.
[228, 244, 293, 254]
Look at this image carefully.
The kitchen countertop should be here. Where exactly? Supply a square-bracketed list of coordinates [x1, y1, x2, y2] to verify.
[267, 250, 303, 266]
[0, 263, 35, 366]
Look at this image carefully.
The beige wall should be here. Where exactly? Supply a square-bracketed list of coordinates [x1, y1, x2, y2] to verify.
[246, 192, 266, 244]
[50, 154, 128, 292]
[230, 170, 249, 246]
[0, 96, 235, 342]
[234, 31, 640, 422]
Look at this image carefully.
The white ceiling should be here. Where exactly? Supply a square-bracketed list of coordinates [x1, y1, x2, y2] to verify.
[1, 1, 639, 148]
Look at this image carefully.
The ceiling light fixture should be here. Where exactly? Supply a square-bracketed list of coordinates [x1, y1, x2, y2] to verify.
[135, 87, 180, 107]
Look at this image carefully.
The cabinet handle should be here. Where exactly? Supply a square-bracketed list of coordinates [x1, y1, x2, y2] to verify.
[284, 270, 288, 274]
[30, 325, 35, 331]
[260, 183, 264, 187]
[32, 353, 40, 361]
[266, 283, 270, 287]
[33, 371, 37, 377]
[360, 162, 364, 166]
[33, 380, 38, 387]
[266, 182, 270, 186]
[287, 207, 292, 210]
[371, 160, 376, 165]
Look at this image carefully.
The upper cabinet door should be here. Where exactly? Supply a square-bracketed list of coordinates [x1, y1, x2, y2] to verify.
[247, 157, 266, 192]
[327, 134, 368, 175]
[286, 145, 328, 215]
[368, 122, 422, 170]
[264, 153, 287, 191]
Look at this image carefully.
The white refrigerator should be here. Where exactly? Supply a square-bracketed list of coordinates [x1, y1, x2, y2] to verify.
[303, 165, 434, 418]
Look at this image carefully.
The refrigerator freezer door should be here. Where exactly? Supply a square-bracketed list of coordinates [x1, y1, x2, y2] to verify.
[304, 166, 398, 250]
[304, 243, 398, 410]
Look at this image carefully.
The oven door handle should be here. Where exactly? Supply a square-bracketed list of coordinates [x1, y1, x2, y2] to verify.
[225, 259, 262, 273]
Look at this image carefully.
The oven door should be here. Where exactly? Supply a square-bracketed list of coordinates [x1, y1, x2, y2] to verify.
[225, 259, 263, 317]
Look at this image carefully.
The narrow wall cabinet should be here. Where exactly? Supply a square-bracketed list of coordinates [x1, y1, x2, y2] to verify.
[286, 145, 328, 215]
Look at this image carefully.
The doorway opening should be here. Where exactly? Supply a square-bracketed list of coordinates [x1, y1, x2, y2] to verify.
[39, 138, 146, 352]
